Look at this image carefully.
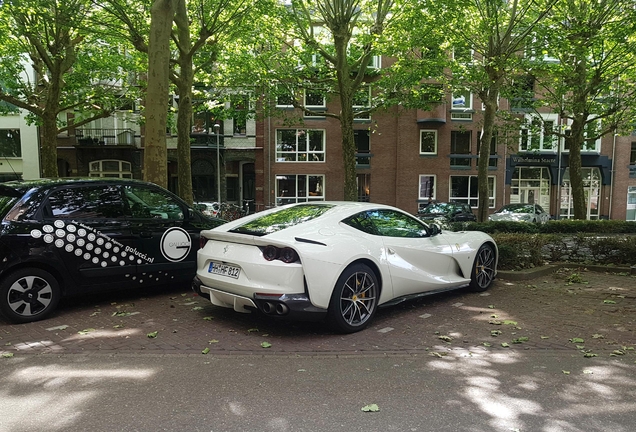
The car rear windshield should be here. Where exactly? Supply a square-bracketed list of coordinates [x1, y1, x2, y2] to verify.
[0, 195, 19, 219]
[229, 204, 334, 236]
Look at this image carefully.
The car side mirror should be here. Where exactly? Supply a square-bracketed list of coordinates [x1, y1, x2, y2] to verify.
[429, 223, 442, 236]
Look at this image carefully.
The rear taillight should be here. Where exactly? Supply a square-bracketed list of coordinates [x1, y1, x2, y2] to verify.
[261, 246, 299, 263]
[262, 245, 279, 261]
[280, 247, 298, 263]
[200, 236, 208, 249]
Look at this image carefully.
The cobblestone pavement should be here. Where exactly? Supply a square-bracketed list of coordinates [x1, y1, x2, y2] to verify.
[1, 267, 634, 359]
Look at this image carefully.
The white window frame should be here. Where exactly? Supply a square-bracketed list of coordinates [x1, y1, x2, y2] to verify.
[627, 186, 636, 221]
[419, 130, 438, 155]
[561, 117, 602, 153]
[368, 55, 381, 69]
[89, 160, 132, 178]
[275, 129, 326, 163]
[353, 85, 371, 120]
[276, 174, 325, 205]
[519, 113, 558, 152]
[451, 89, 473, 120]
[449, 175, 496, 208]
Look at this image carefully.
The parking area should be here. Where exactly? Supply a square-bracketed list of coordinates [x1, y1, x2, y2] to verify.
[1, 268, 634, 357]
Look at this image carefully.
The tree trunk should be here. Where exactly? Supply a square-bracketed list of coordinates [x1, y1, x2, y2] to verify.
[40, 112, 59, 178]
[566, 121, 587, 219]
[144, 0, 177, 188]
[477, 90, 499, 222]
[174, 0, 194, 204]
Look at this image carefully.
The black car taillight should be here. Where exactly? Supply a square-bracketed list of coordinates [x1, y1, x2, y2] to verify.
[280, 247, 298, 263]
[262, 245, 279, 261]
[200, 236, 208, 249]
[261, 245, 299, 263]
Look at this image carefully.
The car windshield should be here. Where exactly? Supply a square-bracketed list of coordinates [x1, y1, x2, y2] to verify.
[497, 204, 532, 214]
[229, 204, 334, 236]
[420, 203, 455, 215]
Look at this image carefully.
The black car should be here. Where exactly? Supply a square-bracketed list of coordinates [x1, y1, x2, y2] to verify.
[416, 201, 477, 223]
[0, 178, 225, 323]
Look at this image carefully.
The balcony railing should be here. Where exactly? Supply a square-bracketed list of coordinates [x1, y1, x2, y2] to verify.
[76, 128, 139, 147]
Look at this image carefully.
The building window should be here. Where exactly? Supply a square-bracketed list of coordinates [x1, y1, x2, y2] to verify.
[451, 89, 473, 120]
[450, 130, 471, 167]
[89, 160, 132, 178]
[276, 129, 325, 162]
[453, 44, 473, 63]
[304, 88, 326, 116]
[562, 117, 602, 153]
[420, 130, 437, 155]
[450, 175, 495, 208]
[354, 130, 370, 166]
[511, 167, 551, 211]
[418, 175, 436, 210]
[520, 114, 557, 152]
[0, 129, 21, 157]
[276, 174, 324, 205]
[275, 85, 294, 107]
[353, 85, 371, 120]
[192, 159, 216, 201]
[627, 186, 636, 221]
[230, 94, 251, 135]
[631, 142, 636, 165]
[357, 174, 370, 202]
[510, 75, 535, 110]
[559, 168, 601, 220]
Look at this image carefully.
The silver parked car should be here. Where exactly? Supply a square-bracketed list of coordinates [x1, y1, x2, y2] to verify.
[489, 203, 550, 223]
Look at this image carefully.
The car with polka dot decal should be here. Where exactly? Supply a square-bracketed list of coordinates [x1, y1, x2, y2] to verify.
[0, 178, 225, 323]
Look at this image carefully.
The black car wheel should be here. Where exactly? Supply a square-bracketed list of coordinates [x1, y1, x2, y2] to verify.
[327, 264, 379, 333]
[469, 244, 496, 292]
[0, 269, 61, 324]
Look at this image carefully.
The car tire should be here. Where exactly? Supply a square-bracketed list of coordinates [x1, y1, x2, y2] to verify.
[468, 244, 496, 292]
[0, 268, 61, 324]
[327, 263, 379, 333]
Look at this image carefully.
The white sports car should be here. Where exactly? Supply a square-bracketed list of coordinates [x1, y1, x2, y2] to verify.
[193, 202, 498, 333]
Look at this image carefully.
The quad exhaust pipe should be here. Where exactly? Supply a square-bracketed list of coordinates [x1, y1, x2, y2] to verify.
[261, 301, 289, 315]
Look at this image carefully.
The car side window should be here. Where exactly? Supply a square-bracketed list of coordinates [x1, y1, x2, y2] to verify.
[343, 212, 379, 235]
[366, 210, 428, 238]
[124, 185, 184, 220]
[45, 185, 127, 219]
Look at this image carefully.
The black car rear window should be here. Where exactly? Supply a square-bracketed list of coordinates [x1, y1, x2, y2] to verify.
[45, 185, 128, 219]
[229, 204, 334, 236]
[0, 194, 20, 219]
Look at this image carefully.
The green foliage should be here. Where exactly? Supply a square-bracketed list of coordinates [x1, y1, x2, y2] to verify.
[450, 220, 636, 269]
[490, 233, 548, 270]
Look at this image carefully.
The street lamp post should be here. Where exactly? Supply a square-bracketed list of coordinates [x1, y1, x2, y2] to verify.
[214, 123, 221, 204]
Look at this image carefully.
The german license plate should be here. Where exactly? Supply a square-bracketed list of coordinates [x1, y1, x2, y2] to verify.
[208, 262, 240, 279]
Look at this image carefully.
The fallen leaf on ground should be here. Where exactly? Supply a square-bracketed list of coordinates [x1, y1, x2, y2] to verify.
[361, 404, 380, 412]
[202, 347, 210, 354]
[261, 341, 272, 348]
[147, 331, 158, 338]
[569, 338, 585, 344]
[78, 328, 96, 335]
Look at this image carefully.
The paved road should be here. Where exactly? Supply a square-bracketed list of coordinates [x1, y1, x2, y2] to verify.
[0, 268, 634, 431]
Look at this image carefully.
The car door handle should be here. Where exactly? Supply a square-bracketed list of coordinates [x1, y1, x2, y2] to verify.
[388, 248, 395, 255]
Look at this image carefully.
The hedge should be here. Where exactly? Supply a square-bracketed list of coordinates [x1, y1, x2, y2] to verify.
[445, 220, 636, 270]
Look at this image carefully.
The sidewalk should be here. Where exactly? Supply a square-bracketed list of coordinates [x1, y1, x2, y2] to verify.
[1, 266, 634, 358]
